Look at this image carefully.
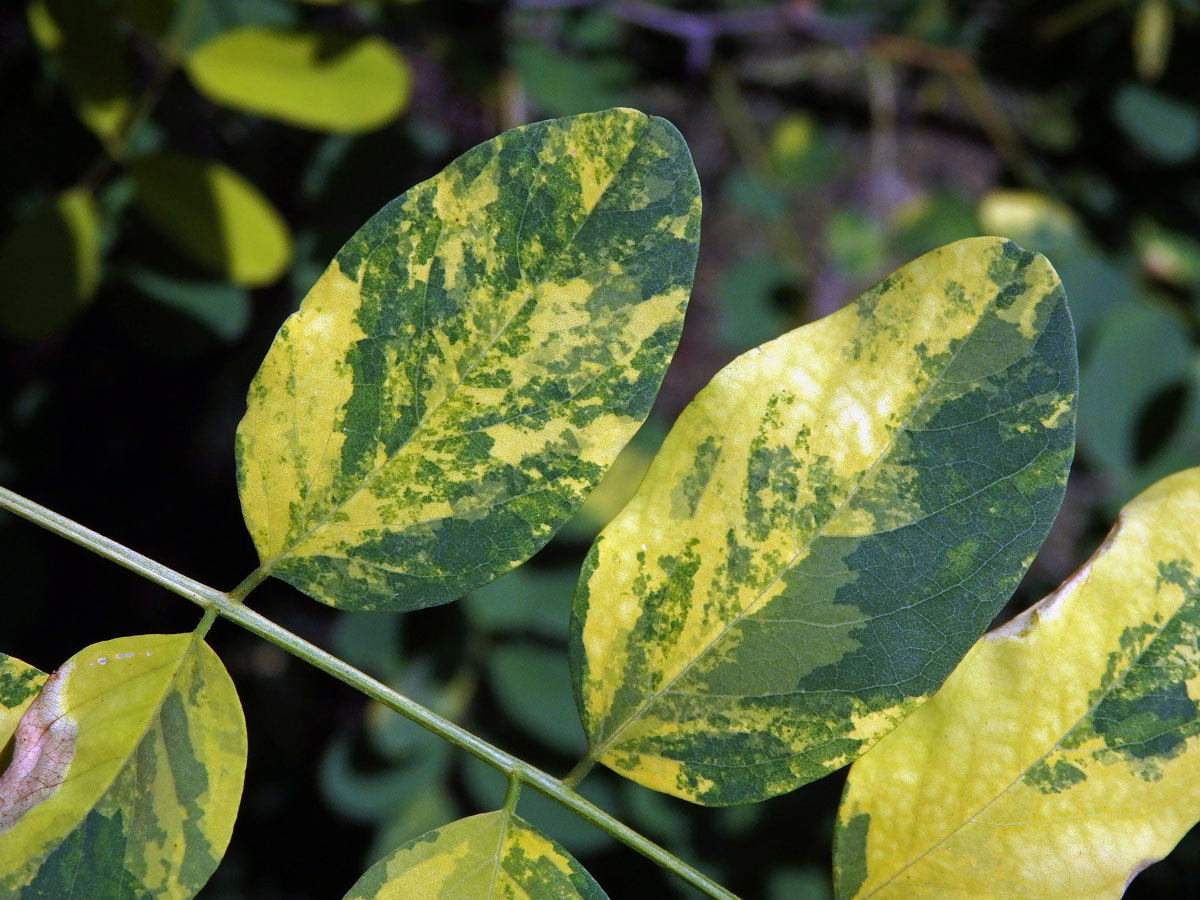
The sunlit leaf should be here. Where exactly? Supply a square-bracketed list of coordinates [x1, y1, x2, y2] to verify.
[0, 654, 45, 743]
[186, 26, 411, 133]
[571, 237, 1077, 805]
[129, 151, 292, 286]
[0, 188, 101, 341]
[0, 634, 247, 899]
[235, 108, 701, 612]
[834, 468, 1200, 900]
[26, 0, 134, 143]
[342, 810, 608, 899]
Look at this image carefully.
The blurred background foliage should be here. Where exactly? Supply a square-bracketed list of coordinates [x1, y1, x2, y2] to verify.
[3, 0, 1200, 897]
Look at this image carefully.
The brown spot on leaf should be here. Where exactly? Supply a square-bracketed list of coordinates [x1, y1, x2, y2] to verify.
[0, 662, 77, 832]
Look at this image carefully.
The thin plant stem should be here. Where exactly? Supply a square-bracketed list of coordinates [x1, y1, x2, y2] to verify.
[0, 484, 742, 900]
[561, 754, 596, 790]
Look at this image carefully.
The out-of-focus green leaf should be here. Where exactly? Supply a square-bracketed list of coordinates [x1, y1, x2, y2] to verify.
[368, 785, 456, 864]
[186, 26, 412, 133]
[892, 190, 979, 257]
[715, 255, 792, 351]
[26, 0, 133, 144]
[724, 169, 787, 220]
[826, 209, 886, 277]
[0, 189, 101, 341]
[1134, 0, 1173, 81]
[330, 612, 404, 678]
[768, 113, 836, 185]
[121, 266, 252, 341]
[129, 152, 292, 286]
[235, 109, 700, 612]
[620, 780, 690, 848]
[1080, 300, 1190, 478]
[113, 0, 177, 41]
[341, 811, 608, 900]
[1113, 83, 1200, 164]
[513, 39, 631, 118]
[769, 867, 831, 900]
[977, 189, 1081, 251]
[0, 634, 246, 899]
[319, 733, 449, 824]
[487, 643, 585, 755]
[463, 566, 578, 641]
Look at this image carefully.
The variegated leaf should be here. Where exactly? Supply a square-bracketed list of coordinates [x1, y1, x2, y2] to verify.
[342, 809, 608, 899]
[570, 237, 1077, 805]
[0, 634, 247, 899]
[236, 108, 701, 612]
[834, 468, 1200, 900]
[0, 654, 45, 744]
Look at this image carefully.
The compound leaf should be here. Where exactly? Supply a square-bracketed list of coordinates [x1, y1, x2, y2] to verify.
[834, 468, 1200, 900]
[0, 654, 45, 743]
[186, 26, 411, 133]
[571, 237, 1077, 805]
[0, 634, 247, 899]
[342, 810, 608, 900]
[236, 108, 700, 612]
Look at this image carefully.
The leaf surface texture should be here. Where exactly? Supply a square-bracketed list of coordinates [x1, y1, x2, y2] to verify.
[236, 108, 700, 611]
[834, 467, 1200, 900]
[571, 237, 1077, 804]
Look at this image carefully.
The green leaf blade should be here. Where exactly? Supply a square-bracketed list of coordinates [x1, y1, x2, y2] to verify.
[0, 634, 247, 899]
[236, 109, 701, 612]
[0, 654, 46, 743]
[343, 810, 608, 900]
[834, 468, 1200, 899]
[571, 237, 1077, 805]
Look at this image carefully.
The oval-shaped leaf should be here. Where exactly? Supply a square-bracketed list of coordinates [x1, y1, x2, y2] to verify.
[0, 188, 101, 341]
[235, 108, 701, 611]
[129, 151, 292, 286]
[0, 654, 45, 743]
[570, 237, 1077, 805]
[27, 0, 134, 143]
[185, 26, 411, 133]
[0, 634, 247, 899]
[834, 467, 1200, 900]
[342, 810, 608, 899]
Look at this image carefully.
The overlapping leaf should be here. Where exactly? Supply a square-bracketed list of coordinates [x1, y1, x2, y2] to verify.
[834, 468, 1200, 899]
[570, 237, 1077, 805]
[342, 810, 608, 900]
[0, 634, 246, 899]
[236, 108, 701, 612]
[186, 26, 411, 133]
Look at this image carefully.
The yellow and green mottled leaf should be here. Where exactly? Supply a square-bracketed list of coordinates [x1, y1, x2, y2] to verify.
[26, 0, 134, 143]
[130, 151, 293, 287]
[185, 26, 411, 133]
[0, 188, 101, 341]
[0, 634, 247, 899]
[834, 468, 1200, 900]
[236, 108, 700, 612]
[342, 810, 608, 900]
[570, 237, 1077, 805]
[0, 655, 45, 744]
